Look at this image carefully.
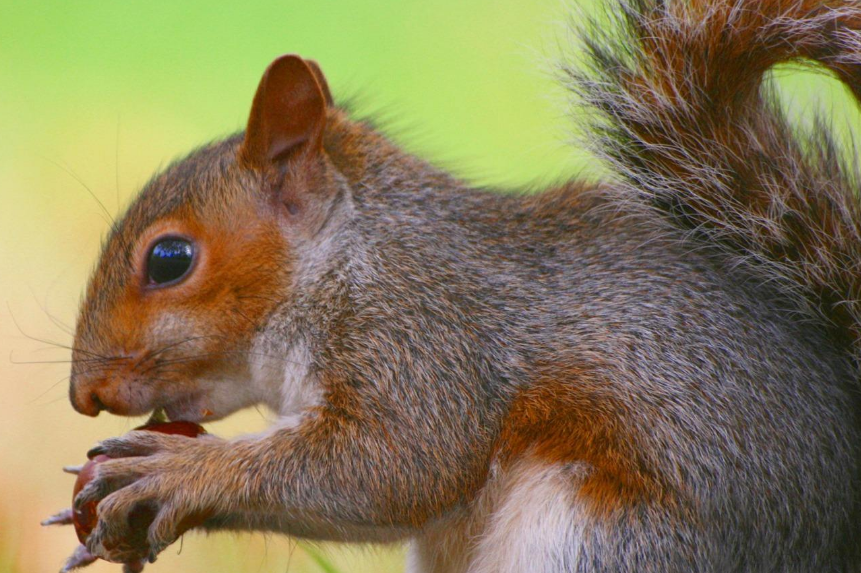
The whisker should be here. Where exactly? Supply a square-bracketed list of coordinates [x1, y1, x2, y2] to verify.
[236, 294, 284, 304]
[141, 351, 303, 383]
[28, 286, 75, 336]
[41, 394, 73, 406]
[40, 156, 117, 230]
[11, 357, 78, 365]
[146, 335, 221, 361]
[254, 405, 267, 420]
[6, 306, 112, 360]
[13, 350, 111, 363]
[12, 358, 113, 367]
[43, 313, 74, 336]
[28, 375, 71, 405]
[234, 308, 285, 349]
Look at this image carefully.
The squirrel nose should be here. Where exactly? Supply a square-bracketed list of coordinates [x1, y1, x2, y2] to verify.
[69, 376, 105, 417]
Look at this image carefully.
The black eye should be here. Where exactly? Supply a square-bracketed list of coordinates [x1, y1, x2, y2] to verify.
[147, 238, 195, 285]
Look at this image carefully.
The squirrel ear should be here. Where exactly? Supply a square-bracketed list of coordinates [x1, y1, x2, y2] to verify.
[240, 55, 328, 169]
[304, 59, 334, 107]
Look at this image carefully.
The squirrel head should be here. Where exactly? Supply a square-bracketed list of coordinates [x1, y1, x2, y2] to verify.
[69, 55, 342, 421]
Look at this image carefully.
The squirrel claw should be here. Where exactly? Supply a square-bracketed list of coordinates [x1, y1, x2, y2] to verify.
[63, 464, 85, 475]
[59, 544, 98, 572]
[42, 508, 74, 526]
[57, 543, 146, 573]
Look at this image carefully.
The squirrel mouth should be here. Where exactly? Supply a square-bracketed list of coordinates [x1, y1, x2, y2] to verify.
[144, 407, 171, 425]
[149, 400, 216, 424]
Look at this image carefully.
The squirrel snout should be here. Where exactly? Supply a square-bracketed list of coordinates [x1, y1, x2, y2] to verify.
[69, 377, 106, 417]
[68, 349, 145, 417]
[68, 351, 158, 417]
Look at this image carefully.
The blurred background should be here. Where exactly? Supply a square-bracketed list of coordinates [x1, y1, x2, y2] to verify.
[0, 1, 858, 572]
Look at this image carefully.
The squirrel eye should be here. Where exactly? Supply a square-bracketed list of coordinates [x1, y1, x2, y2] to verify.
[147, 238, 195, 286]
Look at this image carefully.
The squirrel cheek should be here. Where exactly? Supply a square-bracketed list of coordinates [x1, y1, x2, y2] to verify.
[147, 310, 199, 342]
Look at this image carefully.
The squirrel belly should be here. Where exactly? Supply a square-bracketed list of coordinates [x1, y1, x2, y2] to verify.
[65, 0, 861, 571]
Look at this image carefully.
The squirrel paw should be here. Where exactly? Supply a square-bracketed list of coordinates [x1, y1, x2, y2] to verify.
[75, 432, 221, 563]
[87, 428, 218, 459]
[59, 544, 99, 572]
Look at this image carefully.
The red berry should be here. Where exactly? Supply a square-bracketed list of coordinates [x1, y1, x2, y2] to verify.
[133, 420, 207, 438]
[71, 455, 109, 544]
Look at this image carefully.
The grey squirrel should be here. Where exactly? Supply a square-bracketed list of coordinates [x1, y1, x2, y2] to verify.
[47, 0, 861, 570]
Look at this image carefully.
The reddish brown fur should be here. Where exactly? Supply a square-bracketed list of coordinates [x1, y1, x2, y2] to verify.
[496, 363, 668, 518]
[71, 199, 291, 417]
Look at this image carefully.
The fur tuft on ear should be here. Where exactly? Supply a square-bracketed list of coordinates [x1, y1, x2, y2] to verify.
[239, 54, 328, 169]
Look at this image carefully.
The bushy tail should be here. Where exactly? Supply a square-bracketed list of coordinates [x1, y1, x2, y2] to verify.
[570, 0, 861, 356]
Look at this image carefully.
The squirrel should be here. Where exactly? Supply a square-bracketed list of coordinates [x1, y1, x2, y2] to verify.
[48, 0, 861, 570]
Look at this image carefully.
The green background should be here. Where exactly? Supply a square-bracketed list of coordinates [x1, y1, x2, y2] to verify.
[0, 1, 857, 572]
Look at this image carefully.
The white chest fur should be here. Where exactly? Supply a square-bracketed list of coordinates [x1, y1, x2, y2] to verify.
[249, 331, 323, 428]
